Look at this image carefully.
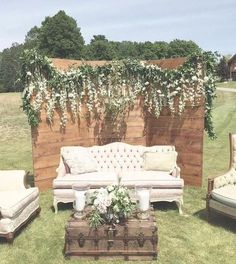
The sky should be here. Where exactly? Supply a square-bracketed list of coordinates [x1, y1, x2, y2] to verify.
[0, 0, 235, 55]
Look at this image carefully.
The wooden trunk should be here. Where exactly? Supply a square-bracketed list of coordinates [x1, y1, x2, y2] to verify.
[64, 210, 158, 260]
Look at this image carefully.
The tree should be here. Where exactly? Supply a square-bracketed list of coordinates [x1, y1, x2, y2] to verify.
[24, 26, 41, 49]
[114, 41, 140, 59]
[0, 43, 24, 92]
[85, 35, 115, 60]
[152, 41, 169, 59]
[32, 10, 84, 59]
[217, 56, 229, 81]
[138, 41, 157, 60]
[168, 39, 201, 57]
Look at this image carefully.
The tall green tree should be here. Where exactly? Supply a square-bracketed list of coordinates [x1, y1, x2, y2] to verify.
[0, 43, 24, 92]
[85, 35, 115, 60]
[152, 41, 169, 59]
[168, 39, 201, 57]
[217, 56, 229, 81]
[24, 26, 41, 49]
[31, 10, 84, 59]
[113, 41, 140, 59]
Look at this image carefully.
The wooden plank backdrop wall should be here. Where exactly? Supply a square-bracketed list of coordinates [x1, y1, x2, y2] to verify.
[31, 58, 204, 190]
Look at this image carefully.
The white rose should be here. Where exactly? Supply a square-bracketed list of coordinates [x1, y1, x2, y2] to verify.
[192, 76, 198, 81]
[107, 185, 115, 192]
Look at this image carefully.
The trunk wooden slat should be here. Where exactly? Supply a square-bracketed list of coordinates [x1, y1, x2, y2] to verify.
[64, 210, 158, 260]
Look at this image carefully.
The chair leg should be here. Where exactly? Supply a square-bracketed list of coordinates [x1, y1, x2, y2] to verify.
[176, 199, 183, 215]
[53, 197, 58, 214]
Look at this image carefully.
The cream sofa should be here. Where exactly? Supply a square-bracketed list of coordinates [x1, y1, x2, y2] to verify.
[53, 142, 184, 214]
[0, 170, 40, 243]
[207, 133, 236, 220]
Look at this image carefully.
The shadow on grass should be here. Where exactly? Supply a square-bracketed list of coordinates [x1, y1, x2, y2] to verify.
[152, 201, 179, 212]
[51, 203, 74, 214]
[193, 208, 236, 233]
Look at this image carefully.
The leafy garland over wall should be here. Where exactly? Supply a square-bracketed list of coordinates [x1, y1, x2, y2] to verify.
[20, 49, 217, 138]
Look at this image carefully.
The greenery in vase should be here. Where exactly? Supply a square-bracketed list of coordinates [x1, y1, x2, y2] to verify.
[88, 185, 135, 229]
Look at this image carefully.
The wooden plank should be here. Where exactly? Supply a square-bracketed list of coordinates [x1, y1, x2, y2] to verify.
[183, 174, 202, 186]
[32, 124, 146, 144]
[35, 178, 54, 191]
[178, 150, 203, 165]
[147, 117, 204, 130]
[34, 166, 57, 181]
[34, 154, 60, 169]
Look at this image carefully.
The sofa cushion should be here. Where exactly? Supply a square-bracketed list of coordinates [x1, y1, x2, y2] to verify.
[120, 171, 183, 188]
[53, 172, 118, 189]
[144, 151, 177, 171]
[62, 149, 97, 175]
[0, 187, 39, 218]
[211, 185, 236, 208]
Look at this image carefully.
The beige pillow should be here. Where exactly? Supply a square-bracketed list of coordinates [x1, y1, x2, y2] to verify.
[62, 150, 97, 175]
[144, 151, 177, 171]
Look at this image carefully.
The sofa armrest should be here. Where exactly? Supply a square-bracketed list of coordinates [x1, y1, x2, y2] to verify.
[0, 170, 28, 191]
[208, 168, 236, 191]
[171, 166, 181, 178]
[56, 163, 66, 178]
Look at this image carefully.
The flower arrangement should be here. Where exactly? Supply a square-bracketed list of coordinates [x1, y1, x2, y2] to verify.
[88, 185, 135, 229]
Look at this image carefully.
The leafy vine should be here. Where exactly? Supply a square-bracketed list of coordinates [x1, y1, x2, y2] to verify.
[20, 49, 218, 139]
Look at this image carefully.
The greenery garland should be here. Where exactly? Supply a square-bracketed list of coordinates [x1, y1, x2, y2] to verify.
[20, 49, 217, 138]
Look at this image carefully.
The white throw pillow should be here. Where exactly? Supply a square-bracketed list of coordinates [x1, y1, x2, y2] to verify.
[62, 150, 97, 175]
[143, 151, 177, 171]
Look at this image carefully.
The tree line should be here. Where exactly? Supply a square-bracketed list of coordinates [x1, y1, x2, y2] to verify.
[0, 10, 203, 92]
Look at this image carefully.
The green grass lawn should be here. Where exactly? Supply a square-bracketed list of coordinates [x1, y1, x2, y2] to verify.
[0, 92, 236, 264]
[216, 81, 236, 89]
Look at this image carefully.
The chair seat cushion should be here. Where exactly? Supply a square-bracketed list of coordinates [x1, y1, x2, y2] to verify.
[211, 185, 236, 208]
[120, 171, 184, 188]
[53, 172, 118, 189]
[0, 187, 39, 218]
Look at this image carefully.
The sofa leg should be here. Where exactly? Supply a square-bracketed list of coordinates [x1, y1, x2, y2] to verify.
[6, 233, 14, 244]
[176, 199, 183, 215]
[53, 197, 58, 214]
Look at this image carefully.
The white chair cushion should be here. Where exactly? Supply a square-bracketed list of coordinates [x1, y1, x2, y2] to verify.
[0, 187, 39, 218]
[53, 172, 118, 189]
[120, 171, 184, 188]
[211, 185, 236, 208]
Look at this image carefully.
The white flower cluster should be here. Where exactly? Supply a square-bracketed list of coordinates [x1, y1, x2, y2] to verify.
[93, 188, 113, 214]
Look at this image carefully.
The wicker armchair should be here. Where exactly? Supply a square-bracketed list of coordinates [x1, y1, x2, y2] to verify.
[206, 133, 236, 220]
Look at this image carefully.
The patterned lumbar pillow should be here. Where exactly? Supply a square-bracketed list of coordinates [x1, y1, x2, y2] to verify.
[143, 151, 177, 171]
[62, 150, 97, 175]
